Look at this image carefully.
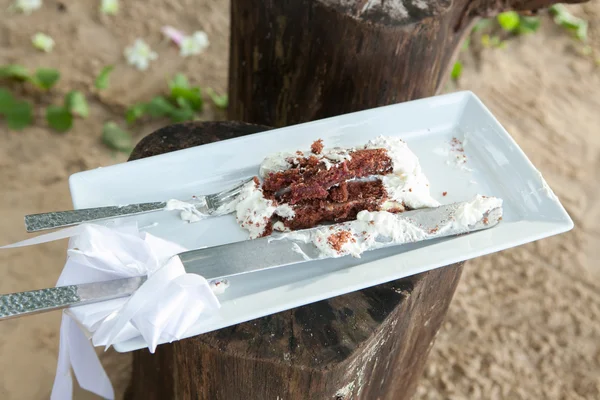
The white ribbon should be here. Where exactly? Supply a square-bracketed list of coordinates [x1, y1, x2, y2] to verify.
[1, 223, 222, 400]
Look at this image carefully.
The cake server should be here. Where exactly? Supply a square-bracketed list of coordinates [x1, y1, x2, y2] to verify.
[23, 178, 253, 233]
[1, 199, 503, 321]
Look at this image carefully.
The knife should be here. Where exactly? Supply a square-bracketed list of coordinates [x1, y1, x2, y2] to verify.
[0, 200, 502, 321]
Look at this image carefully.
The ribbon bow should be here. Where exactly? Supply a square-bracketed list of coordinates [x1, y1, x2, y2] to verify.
[2, 223, 221, 400]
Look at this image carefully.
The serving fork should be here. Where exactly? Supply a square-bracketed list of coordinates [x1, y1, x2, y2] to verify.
[24, 178, 253, 233]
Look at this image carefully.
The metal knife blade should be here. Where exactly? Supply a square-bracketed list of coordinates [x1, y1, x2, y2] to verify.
[0, 200, 502, 321]
[179, 200, 503, 281]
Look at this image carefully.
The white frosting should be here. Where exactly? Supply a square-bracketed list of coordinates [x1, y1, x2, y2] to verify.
[322, 147, 353, 162]
[166, 194, 237, 223]
[258, 146, 353, 176]
[235, 180, 277, 239]
[452, 195, 502, 228]
[274, 204, 295, 219]
[210, 279, 230, 295]
[259, 151, 296, 178]
[365, 135, 440, 209]
[282, 195, 502, 259]
[273, 221, 290, 232]
[165, 199, 207, 223]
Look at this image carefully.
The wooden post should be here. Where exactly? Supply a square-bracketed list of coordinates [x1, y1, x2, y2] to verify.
[227, 0, 582, 127]
[127, 0, 580, 398]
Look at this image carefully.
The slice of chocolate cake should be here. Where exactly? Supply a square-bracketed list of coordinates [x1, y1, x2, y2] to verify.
[235, 136, 439, 238]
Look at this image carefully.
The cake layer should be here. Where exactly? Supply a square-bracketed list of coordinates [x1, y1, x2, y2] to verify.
[274, 180, 400, 230]
[263, 148, 393, 204]
[235, 136, 440, 238]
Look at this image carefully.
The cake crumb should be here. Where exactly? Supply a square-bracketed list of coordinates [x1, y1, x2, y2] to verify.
[311, 139, 324, 154]
[327, 230, 355, 252]
[443, 191, 448, 196]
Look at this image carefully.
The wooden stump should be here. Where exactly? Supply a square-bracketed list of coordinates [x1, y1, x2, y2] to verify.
[127, 0, 579, 398]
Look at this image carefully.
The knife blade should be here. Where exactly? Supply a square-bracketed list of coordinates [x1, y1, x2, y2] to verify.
[178, 199, 503, 281]
[0, 199, 502, 320]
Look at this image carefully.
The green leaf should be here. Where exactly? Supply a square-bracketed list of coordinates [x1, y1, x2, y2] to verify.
[46, 105, 73, 132]
[169, 73, 189, 90]
[550, 4, 588, 42]
[497, 12, 520, 32]
[65, 91, 89, 118]
[450, 62, 463, 81]
[125, 103, 146, 125]
[168, 107, 196, 123]
[0, 88, 15, 114]
[175, 96, 191, 110]
[102, 122, 133, 153]
[171, 86, 203, 111]
[206, 88, 228, 109]
[0, 89, 33, 130]
[145, 96, 177, 117]
[517, 16, 541, 34]
[575, 21, 588, 42]
[2, 100, 33, 131]
[0, 65, 31, 81]
[95, 65, 114, 90]
[33, 68, 60, 90]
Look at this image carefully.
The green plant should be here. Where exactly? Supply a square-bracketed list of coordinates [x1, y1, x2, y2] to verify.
[451, 62, 463, 81]
[496, 12, 540, 35]
[0, 64, 91, 132]
[0, 88, 33, 130]
[95, 65, 114, 90]
[46, 105, 73, 132]
[32, 68, 60, 90]
[45, 91, 89, 132]
[126, 73, 204, 124]
[206, 88, 228, 109]
[0, 64, 60, 90]
[550, 4, 588, 42]
[102, 121, 133, 153]
[65, 91, 89, 118]
[0, 65, 30, 81]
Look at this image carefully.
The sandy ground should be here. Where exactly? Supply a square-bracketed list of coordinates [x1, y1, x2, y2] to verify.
[0, 1, 599, 399]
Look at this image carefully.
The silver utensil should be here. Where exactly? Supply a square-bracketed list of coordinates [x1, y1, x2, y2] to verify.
[24, 178, 253, 233]
[1, 200, 503, 321]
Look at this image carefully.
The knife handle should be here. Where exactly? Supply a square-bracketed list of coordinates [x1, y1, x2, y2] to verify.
[24, 202, 167, 233]
[0, 276, 146, 321]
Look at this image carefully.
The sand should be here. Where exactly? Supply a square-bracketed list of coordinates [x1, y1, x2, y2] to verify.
[0, 1, 599, 399]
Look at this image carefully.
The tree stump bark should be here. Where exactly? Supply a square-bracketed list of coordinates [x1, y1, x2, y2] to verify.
[127, 1, 581, 399]
[228, 0, 582, 127]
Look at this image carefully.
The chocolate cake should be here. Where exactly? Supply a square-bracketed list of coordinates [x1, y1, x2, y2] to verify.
[235, 136, 440, 239]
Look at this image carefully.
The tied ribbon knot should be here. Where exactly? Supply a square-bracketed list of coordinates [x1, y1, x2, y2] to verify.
[1, 223, 222, 400]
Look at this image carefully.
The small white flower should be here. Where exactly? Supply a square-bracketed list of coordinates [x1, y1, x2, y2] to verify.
[32, 32, 54, 52]
[100, 0, 118, 15]
[13, 0, 42, 14]
[124, 39, 158, 71]
[179, 31, 210, 57]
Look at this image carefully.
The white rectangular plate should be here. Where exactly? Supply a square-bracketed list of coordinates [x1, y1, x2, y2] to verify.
[69, 91, 573, 353]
